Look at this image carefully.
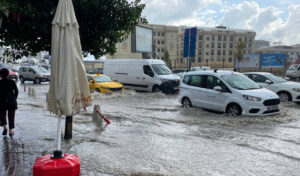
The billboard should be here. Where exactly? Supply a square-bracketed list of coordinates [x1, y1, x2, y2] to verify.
[235, 54, 260, 68]
[183, 27, 197, 58]
[261, 53, 285, 68]
[131, 26, 153, 53]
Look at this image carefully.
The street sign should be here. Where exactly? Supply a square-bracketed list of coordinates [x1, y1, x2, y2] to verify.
[183, 27, 197, 58]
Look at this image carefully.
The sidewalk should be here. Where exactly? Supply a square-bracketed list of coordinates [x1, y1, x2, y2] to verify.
[0, 85, 112, 176]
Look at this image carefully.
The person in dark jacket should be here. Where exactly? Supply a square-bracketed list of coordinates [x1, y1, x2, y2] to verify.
[0, 68, 18, 136]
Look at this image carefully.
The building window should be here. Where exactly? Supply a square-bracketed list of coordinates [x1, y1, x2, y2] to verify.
[162, 32, 164, 36]
[230, 43, 233, 48]
[153, 32, 156, 36]
[229, 50, 232, 55]
[198, 57, 202, 62]
[248, 44, 252, 48]
[154, 40, 156, 44]
[206, 52, 209, 56]
[162, 48, 164, 53]
[198, 42, 202, 48]
[223, 43, 226, 48]
[244, 37, 247, 42]
[158, 32, 160, 36]
[198, 50, 202, 55]
[229, 58, 232, 62]
[217, 58, 221, 62]
[223, 50, 225, 55]
[206, 44, 209, 48]
[191, 58, 195, 63]
[217, 50, 221, 56]
[218, 43, 221, 48]
[223, 36, 226, 41]
[211, 42, 215, 48]
[212, 35, 215, 41]
[157, 40, 160, 44]
[230, 36, 233, 41]
[180, 58, 183, 63]
[198, 35, 202, 40]
[218, 35, 222, 41]
[211, 50, 214, 55]
[206, 36, 210, 40]
[162, 40, 164, 45]
[157, 48, 160, 52]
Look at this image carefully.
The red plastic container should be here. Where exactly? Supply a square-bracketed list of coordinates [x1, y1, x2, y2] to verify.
[33, 153, 80, 176]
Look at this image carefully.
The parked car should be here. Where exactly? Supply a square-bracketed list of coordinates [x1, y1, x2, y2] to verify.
[19, 66, 51, 84]
[7, 69, 18, 82]
[173, 69, 186, 79]
[87, 74, 124, 93]
[285, 64, 300, 81]
[103, 59, 180, 92]
[189, 66, 211, 72]
[89, 68, 103, 74]
[179, 70, 280, 116]
[244, 72, 300, 104]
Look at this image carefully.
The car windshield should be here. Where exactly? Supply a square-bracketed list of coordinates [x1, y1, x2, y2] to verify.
[288, 64, 299, 70]
[151, 64, 172, 75]
[33, 67, 48, 73]
[265, 73, 287, 83]
[221, 74, 261, 90]
[94, 75, 112, 82]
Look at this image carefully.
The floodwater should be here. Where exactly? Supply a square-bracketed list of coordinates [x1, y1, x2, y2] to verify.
[15, 82, 300, 176]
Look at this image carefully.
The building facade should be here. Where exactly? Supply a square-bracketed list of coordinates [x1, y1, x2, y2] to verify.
[176, 26, 256, 68]
[254, 40, 270, 48]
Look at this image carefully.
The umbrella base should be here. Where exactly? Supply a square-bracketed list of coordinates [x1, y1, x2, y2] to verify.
[33, 153, 80, 176]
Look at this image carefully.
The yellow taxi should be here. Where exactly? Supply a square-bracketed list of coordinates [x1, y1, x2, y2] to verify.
[87, 73, 124, 93]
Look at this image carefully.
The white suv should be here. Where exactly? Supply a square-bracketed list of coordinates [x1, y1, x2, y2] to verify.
[179, 70, 280, 116]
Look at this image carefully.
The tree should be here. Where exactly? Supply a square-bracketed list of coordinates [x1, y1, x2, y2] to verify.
[0, 0, 147, 58]
[234, 40, 247, 71]
[162, 50, 172, 70]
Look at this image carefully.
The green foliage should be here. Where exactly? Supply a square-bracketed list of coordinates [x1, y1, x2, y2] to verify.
[0, 0, 146, 58]
[162, 50, 172, 70]
[234, 40, 247, 70]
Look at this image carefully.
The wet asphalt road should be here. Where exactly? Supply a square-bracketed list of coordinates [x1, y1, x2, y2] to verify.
[9, 83, 300, 176]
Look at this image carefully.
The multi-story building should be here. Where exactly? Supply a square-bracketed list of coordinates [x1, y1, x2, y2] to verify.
[107, 24, 256, 69]
[254, 40, 270, 48]
[176, 25, 256, 68]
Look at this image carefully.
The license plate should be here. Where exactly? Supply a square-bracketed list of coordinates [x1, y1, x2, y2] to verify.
[267, 105, 278, 111]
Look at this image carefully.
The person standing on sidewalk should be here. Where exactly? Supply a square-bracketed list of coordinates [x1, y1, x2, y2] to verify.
[0, 68, 18, 136]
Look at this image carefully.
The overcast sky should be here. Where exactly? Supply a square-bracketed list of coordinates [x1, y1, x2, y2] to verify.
[138, 0, 300, 46]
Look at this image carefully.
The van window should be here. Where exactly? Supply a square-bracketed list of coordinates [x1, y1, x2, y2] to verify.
[206, 75, 229, 91]
[151, 64, 172, 75]
[189, 75, 205, 87]
[143, 65, 154, 77]
[182, 75, 190, 84]
[250, 74, 268, 83]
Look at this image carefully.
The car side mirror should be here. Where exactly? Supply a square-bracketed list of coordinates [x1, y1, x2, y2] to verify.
[265, 80, 272, 84]
[213, 86, 222, 91]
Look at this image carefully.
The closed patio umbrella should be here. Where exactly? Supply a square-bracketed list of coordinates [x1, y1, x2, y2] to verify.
[47, 0, 92, 157]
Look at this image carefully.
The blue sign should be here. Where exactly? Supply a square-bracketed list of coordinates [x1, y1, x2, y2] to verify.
[183, 27, 197, 58]
[261, 53, 285, 68]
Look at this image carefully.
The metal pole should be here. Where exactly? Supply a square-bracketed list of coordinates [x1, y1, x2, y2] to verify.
[64, 116, 73, 139]
[56, 116, 62, 150]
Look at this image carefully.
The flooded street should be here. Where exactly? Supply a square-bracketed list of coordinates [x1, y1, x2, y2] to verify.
[14, 83, 300, 176]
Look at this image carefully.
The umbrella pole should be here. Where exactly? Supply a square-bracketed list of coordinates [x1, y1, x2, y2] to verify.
[52, 116, 63, 158]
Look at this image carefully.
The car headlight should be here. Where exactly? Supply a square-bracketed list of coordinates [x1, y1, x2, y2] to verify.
[243, 95, 261, 102]
[292, 88, 300, 92]
[101, 87, 109, 89]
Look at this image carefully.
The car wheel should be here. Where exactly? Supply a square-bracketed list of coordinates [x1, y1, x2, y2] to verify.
[96, 88, 101, 93]
[182, 97, 192, 108]
[19, 76, 24, 83]
[152, 85, 160, 93]
[34, 78, 41, 84]
[227, 104, 241, 116]
[278, 92, 290, 103]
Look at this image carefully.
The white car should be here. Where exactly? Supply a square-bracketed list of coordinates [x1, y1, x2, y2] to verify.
[244, 72, 300, 104]
[179, 70, 280, 116]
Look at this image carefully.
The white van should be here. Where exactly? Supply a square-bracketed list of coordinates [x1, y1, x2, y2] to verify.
[103, 59, 180, 92]
[179, 70, 280, 116]
[285, 64, 300, 80]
